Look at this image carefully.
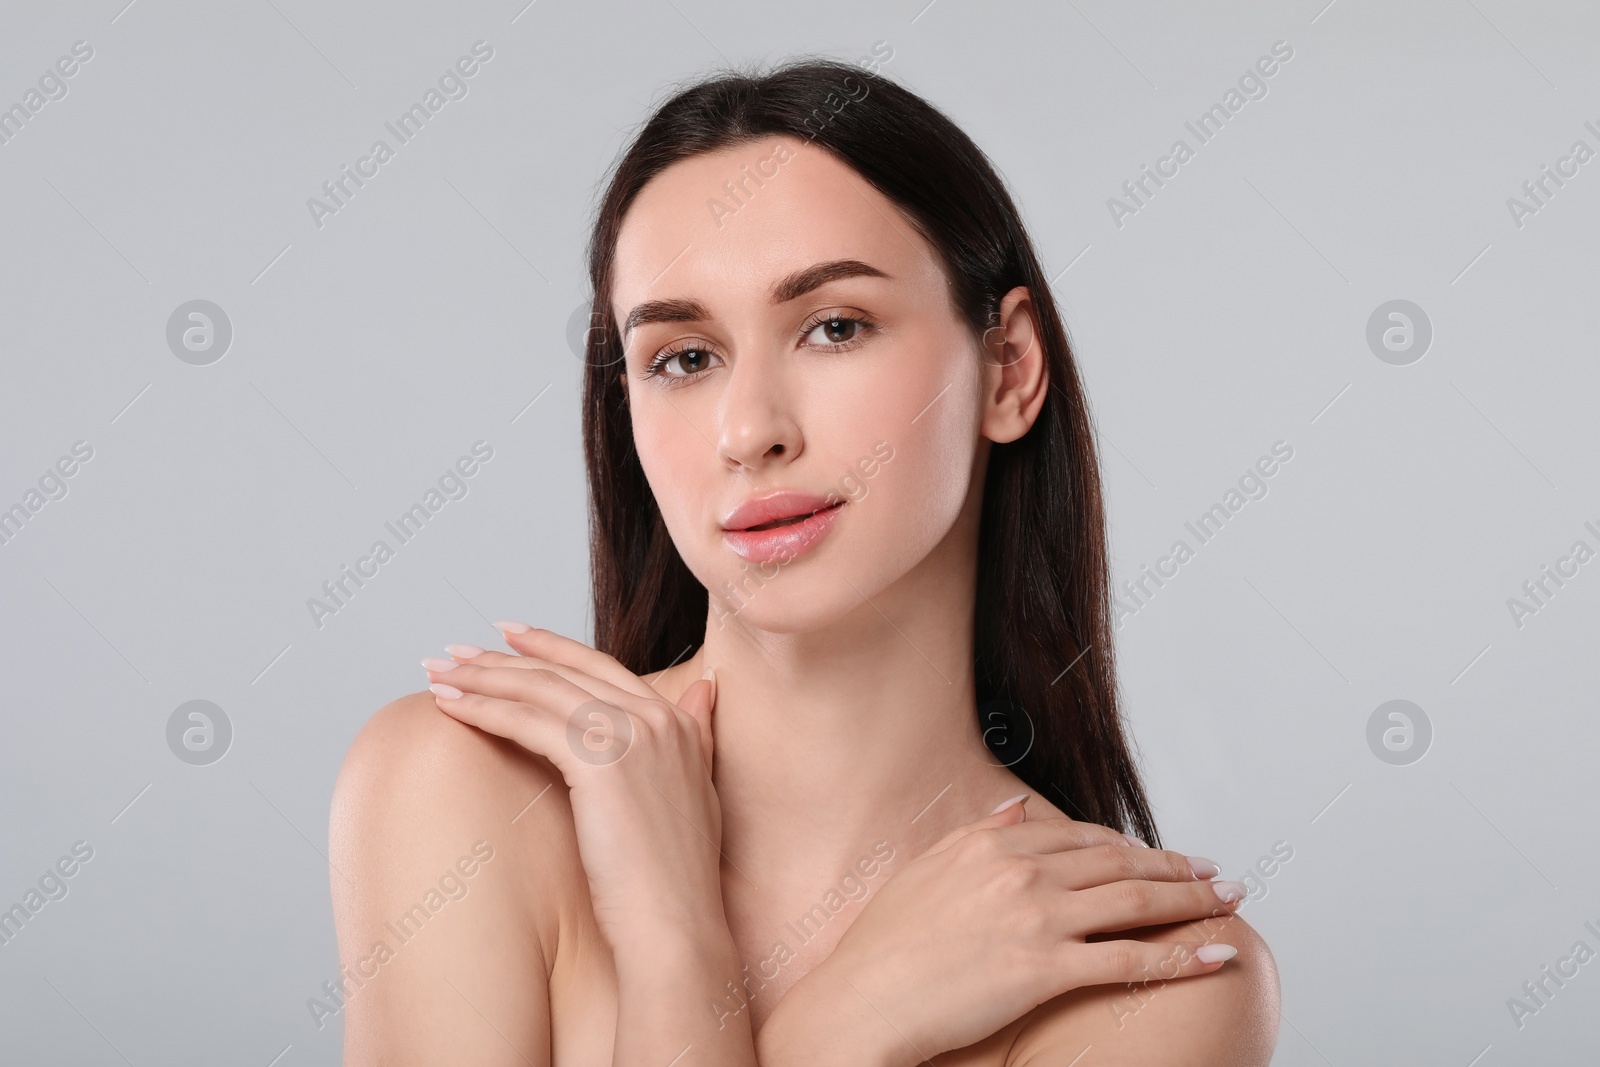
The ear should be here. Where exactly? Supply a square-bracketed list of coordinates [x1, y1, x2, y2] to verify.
[979, 286, 1048, 445]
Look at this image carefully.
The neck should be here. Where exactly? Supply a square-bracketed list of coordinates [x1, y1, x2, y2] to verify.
[666, 498, 1022, 892]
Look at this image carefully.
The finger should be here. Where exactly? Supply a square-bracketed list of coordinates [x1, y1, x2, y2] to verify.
[676, 670, 716, 770]
[513, 654, 714, 766]
[1056, 938, 1239, 993]
[987, 815, 1133, 855]
[917, 794, 1030, 858]
[444, 648, 539, 669]
[1048, 843, 1214, 890]
[427, 670, 605, 772]
[1065, 876, 1248, 936]
[428, 660, 645, 718]
[436, 650, 648, 713]
[492, 623, 658, 699]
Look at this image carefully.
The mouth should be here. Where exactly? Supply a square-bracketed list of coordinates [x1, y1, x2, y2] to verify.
[740, 500, 845, 532]
[721, 496, 847, 565]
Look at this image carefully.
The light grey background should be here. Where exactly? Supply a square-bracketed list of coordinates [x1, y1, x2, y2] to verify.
[2, 0, 1596, 1062]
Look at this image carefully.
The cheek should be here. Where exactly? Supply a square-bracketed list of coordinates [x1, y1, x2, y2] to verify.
[631, 399, 706, 531]
[840, 348, 981, 544]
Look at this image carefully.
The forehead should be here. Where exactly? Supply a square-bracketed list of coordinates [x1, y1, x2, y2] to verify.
[610, 136, 940, 323]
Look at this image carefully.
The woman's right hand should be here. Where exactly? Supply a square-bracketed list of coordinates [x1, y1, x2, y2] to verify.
[760, 798, 1246, 1066]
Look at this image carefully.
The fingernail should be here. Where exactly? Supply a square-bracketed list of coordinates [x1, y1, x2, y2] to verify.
[421, 657, 458, 672]
[1187, 855, 1220, 879]
[989, 793, 1029, 815]
[430, 683, 464, 700]
[445, 643, 484, 658]
[1196, 943, 1237, 964]
[1122, 833, 1149, 848]
[702, 664, 716, 682]
[1211, 880, 1248, 904]
[493, 620, 532, 634]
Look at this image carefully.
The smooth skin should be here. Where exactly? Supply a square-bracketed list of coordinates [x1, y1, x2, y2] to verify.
[331, 133, 1279, 1065]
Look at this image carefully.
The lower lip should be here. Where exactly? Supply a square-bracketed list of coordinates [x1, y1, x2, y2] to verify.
[722, 502, 845, 564]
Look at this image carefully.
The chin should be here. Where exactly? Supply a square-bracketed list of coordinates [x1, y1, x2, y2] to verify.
[704, 562, 861, 635]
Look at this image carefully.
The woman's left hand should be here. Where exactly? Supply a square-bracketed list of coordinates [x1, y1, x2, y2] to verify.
[422, 626, 727, 960]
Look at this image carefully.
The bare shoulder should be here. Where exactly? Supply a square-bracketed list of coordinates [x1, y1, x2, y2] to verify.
[331, 689, 578, 920]
[1008, 909, 1281, 1067]
[328, 690, 582, 1064]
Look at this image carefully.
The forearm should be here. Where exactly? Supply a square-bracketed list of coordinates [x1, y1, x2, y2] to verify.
[612, 919, 759, 1067]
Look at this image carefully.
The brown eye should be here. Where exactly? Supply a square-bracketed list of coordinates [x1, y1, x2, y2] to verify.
[646, 345, 720, 380]
[806, 317, 862, 346]
[668, 349, 711, 375]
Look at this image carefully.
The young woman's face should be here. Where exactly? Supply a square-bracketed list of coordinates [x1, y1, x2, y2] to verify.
[610, 134, 993, 634]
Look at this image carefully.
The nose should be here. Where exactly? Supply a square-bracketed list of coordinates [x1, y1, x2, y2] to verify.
[715, 350, 802, 472]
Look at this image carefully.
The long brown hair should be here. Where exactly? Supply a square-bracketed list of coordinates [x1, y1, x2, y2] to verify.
[579, 56, 1161, 846]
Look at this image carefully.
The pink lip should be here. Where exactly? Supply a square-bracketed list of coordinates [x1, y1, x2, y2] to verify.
[721, 490, 845, 565]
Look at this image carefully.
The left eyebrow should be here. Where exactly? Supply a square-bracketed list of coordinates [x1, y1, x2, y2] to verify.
[621, 258, 891, 339]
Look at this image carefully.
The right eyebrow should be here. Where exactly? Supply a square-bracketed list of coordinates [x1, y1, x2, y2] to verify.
[621, 258, 891, 339]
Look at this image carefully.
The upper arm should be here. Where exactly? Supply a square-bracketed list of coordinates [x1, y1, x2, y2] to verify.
[1008, 912, 1281, 1067]
[329, 690, 567, 1066]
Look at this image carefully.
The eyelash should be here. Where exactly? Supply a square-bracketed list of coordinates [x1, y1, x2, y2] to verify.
[639, 310, 880, 385]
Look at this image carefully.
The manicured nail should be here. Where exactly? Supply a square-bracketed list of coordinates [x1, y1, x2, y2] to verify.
[421, 657, 458, 672]
[430, 683, 464, 700]
[989, 793, 1029, 815]
[493, 620, 532, 633]
[1188, 855, 1220, 879]
[445, 643, 484, 658]
[702, 664, 716, 681]
[1122, 833, 1149, 848]
[1211, 880, 1248, 904]
[1196, 943, 1237, 964]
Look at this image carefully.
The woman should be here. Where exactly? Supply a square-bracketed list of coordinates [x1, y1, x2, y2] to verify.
[330, 56, 1279, 1065]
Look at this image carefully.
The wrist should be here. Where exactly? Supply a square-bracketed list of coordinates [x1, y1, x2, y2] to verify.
[612, 914, 741, 991]
[756, 963, 909, 1067]
[612, 925, 760, 1066]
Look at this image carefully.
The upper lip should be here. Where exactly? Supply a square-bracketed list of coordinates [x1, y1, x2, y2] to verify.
[721, 489, 843, 531]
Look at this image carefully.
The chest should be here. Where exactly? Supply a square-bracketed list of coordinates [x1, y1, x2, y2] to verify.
[549, 875, 876, 1060]
[549, 895, 1019, 1067]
